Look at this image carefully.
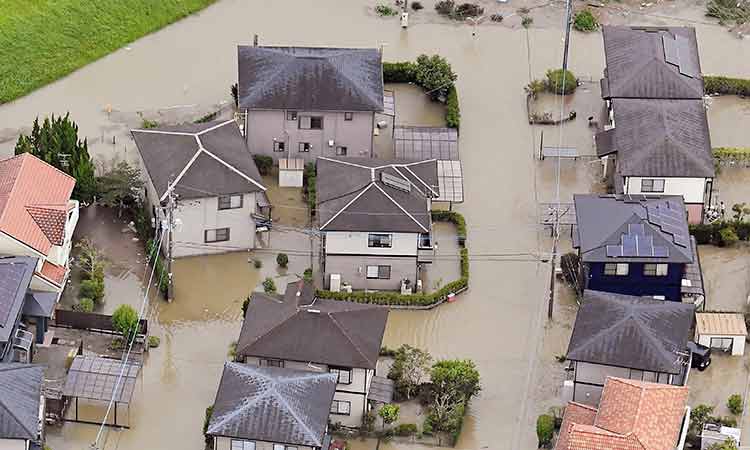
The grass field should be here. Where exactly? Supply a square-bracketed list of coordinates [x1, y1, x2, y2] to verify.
[0, 0, 217, 104]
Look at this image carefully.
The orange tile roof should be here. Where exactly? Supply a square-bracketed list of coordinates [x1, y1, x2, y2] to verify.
[556, 377, 688, 450]
[38, 260, 67, 287]
[0, 154, 75, 255]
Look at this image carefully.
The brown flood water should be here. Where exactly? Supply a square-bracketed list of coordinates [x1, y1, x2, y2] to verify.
[4, 1, 748, 449]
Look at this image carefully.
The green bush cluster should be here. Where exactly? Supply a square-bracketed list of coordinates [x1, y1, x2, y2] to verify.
[253, 155, 274, 175]
[705, 0, 750, 26]
[394, 423, 418, 436]
[146, 239, 169, 296]
[148, 335, 160, 348]
[690, 220, 750, 246]
[74, 298, 94, 313]
[276, 253, 289, 268]
[303, 163, 317, 215]
[383, 61, 417, 83]
[728, 394, 743, 415]
[262, 277, 277, 294]
[423, 359, 480, 443]
[194, 111, 217, 123]
[713, 147, 750, 162]
[112, 304, 139, 342]
[445, 86, 460, 129]
[573, 10, 599, 32]
[546, 69, 577, 95]
[536, 414, 555, 447]
[704, 75, 750, 96]
[376, 4, 399, 16]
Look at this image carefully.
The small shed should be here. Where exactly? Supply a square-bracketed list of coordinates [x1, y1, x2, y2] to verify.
[278, 158, 304, 187]
[695, 313, 748, 356]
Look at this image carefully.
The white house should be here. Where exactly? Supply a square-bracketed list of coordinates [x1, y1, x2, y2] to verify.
[0, 153, 78, 295]
[132, 120, 267, 258]
[0, 364, 45, 450]
[316, 157, 439, 292]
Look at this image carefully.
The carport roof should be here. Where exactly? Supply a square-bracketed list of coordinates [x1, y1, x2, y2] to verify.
[63, 356, 140, 404]
[696, 313, 748, 336]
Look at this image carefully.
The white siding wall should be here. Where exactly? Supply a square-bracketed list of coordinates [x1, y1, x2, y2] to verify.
[696, 333, 746, 356]
[324, 232, 418, 256]
[624, 177, 708, 204]
[0, 439, 27, 450]
[214, 436, 313, 450]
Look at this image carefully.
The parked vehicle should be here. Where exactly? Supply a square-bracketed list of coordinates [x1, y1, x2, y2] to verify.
[688, 341, 712, 371]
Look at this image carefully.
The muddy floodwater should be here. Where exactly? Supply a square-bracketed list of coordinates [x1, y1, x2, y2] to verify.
[3, 0, 749, 449]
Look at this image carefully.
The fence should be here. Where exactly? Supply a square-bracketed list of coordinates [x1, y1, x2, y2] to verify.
[52, 309, 147, 336]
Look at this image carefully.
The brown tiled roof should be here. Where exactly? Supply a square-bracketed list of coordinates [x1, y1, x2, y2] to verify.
[556, 403, 598, 450]
[0, 154, 75, 255]
[696, 312, 748, 336]
[38, 260, 67, 287]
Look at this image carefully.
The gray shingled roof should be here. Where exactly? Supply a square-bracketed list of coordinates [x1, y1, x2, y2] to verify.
[567, 290, 694, 374]
[207, 363, 336, 447]
[238, 46, 384, 112]
[0, 363, 43, 440]
[132, 120, 265, 201]
[602, 98, 714, 178]
[0, 257, 36, 346]
[601, 26, 704, 99]
[237, 281, 388, 369]
[316, 157, 438, 233]
[573, 194, 693, 264]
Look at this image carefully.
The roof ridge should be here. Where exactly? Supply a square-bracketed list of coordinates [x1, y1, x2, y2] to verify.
[319, 183, 375, 230]
[327, 311, 376, 367]
[568, 303, 646, 358]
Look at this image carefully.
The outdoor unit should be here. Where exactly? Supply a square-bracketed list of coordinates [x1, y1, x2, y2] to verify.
[329, 274, 341, 292]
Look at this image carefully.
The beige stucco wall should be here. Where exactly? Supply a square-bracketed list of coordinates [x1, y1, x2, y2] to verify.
[324, 254, 418, 291]
[246, 109, 374, 162]
[214, 436, 314, 450]
[0, 439, 28, 450]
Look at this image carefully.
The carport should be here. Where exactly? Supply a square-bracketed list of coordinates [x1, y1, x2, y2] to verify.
[695, 313, 748, 356]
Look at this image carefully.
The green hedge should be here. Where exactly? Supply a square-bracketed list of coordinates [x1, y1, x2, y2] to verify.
[431, 210, 466, 239]
[713, 147, 750, 162]
[445, 86, 460, 129]
[690, 220, 750, 246]
[705, 75, 750, 97]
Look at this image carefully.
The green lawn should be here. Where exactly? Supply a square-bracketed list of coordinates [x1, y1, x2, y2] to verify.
[0, 0, 217, 104]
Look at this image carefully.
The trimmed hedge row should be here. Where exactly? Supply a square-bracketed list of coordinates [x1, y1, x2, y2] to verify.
[690, 220, 750, 246]
[446, 86, 460, 129]
[713, 147, 750, 162]
[317, 211, 469, 306]
[705, 75, 750, 97]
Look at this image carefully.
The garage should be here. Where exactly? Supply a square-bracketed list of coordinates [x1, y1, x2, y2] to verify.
[695, 313, 748, 356]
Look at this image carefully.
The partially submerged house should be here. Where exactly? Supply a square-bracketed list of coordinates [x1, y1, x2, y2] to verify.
[556, 377, 690, 450]
[316, 157, 439, 292]
[0, 363, 45, 450]
[573, 194, 704, 303]
[207, 363, 337, 450]
[596, 26, 714, 224]
[0, 153, 78, 294]
[132, 120, 268, 258]
[238, 46, 384, 162]
[565, 290, 694, 406]
[235, 281, 389, 428]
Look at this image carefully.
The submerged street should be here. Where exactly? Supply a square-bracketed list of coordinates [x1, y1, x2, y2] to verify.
[0, 1, 748, 449]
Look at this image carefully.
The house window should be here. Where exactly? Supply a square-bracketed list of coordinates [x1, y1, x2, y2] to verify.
[287, 111, 298, 121]
[273, 445, 298, 450]
[366, 265, 391, 280]
[273, 141, 285, 152]
[644, 263, 668, 276]
[231, 440, 256, 450]
[336, 146, 348, 156]
[604, 263, 629, 276]
[368, 233, 392, 248]
[204, 228, 230, 243]
[330, 400, 351, 415]
[329, 367, 352, 384]
[299, 116, 323, 130]
[344, 112, 354, 121]
[260, 358, 284, 368]
[298, 142, 311, 153]
[641, 179, 665, 193]
[218, 194, 243, 210]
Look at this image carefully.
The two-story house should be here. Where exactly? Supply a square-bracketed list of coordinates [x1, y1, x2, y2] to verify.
[237, 45, 384, 162]
[207, 362, 337, 450]
[565, 290, 694, 406]
[316, 157, 439, 292]
[0, 153, 78, 295]
[596, 26, 714, 224]
[0, 364, 45, 450]
[132, 120, 267, 258]
[573, 194, 703, 302]
[235, 281, 389, 428]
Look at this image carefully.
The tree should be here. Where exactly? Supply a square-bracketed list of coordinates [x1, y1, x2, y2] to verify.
[378, 404, 400, 430]
[388, 344, 432, 400]
[728, 394, 743, 415]
[76, 239, 105, 280]
[262, 277, 277, 294]
[732, 203, 750, 221]
[536, 414, 555, 447]
[276, 253, 289, 268]
[112, 304, 139, 342]
[430, 359, 481, 403]
[15, 114, 96, 202]
[415, 54, 457, 99]
[546, 69, 577, 95]
[96, 160, 144, 216]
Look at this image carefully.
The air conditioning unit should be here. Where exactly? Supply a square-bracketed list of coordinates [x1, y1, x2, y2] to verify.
[329, 274, 341, 292]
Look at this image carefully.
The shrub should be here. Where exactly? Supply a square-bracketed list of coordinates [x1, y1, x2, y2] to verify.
[203, 406, 214, 444]
[362, 410, 376, 432]
[376, 4, 399, 16]
[546, 69, 577, 95]
[445, 86, 460, 129]
[148, 335, 160, 348]
[242, 296, 250, 316]
[303, 163, 317, 215]
[537, 414, 555, 447]
[431, 359, 481, 402]
[379, 404, 400, 429]
[75, 298, 94, 313]
[708, 439, 740, 450]
[253, 259, 262, 269]
[262, 277, 277, 294]
[303, 268, 313, 283]
[194, 111, 217, 123]
[276, 253, 289, 268]
[573, 10, 599, 32]
[80, 279, 105, 304]
[380, 346, 397, 357]
[522, 15, 534, 28]
[490, 13, 504, 22]
[453, 3, 484, 19]
[411, 1, 424, 10]
[253, 155, 274, 176]
[713, 147, 750, 162]
[435, 0, 456, 15]
[432, 210, 467, 243]
[415, 54, 457, 99]
[112, 304, 139, 342]
[389, 345, 432, 400]
[706, 0, 750, 25]
[383, 61, 417, 83]
[728, 394, 743, 415]
[525, 79, 546, 98]
[719, 226, 739, 247]
[705, 75, 750, 96]
[141, 118, 159, 129]
[394, 423, 418, 436]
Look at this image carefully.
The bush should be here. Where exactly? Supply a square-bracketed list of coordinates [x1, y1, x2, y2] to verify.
[303, 163, 317, 215]
[431, 359, 481, 402]
[389, 345, 432, 400]
[411, 1, 424, 10]
[728, 394, 743, 415]
[432, 210, 467, 243]
[435, 0, 455, 15]
[383, 61, 417, 83]
[253, 259, 262, 269]
[362, 410, 377, 433]
[490, 13, 504, 22]
[445, 86, 460, 129]
[242, 296, 251, 316]
[415, 54, 457, 99]
[203, 405, 214, 445]
[719, 226, 739, 247]
[573, 10, 599, 32]
[75, 298, 94, 313]
[276, 253, 289, 268]
[546, 69, 577, 95]
[112, 305, 139, 342]
[705, 0, 750, 26]
[376, 4, 399, 16]
[253, 155, 273, 176]
[80, 279, 105, 304]
[148, 335, 160, 348]
[262, 277, 277, 294]
[453, 3, 484, 19]
[537, 414, 555, 447]
[303, 268, 313, 283]
[705, 75, 750, 96]
[522, 15, 534, 28]
[394, 423, 418, 436]
[379, 404, 400, 428]
[194, 111, 217, 123]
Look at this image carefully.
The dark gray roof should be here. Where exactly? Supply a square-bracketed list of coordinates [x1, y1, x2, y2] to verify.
[237, 281, 388, 369]
[23, 292, 56, 318]
[0, 257, 36, 345]
[682, 236, 705, 297]
[604, 98, 714, 178]
[316, 157, 438, 233]
[601, 26, 704, 99]
[207, 363, 336, 447]
[0, 363, 43, 440]
[573, 194, 693, 264]
[567, 290, 694, 374]
[238, 46, 384, 112]
[132, 120, 265, 201]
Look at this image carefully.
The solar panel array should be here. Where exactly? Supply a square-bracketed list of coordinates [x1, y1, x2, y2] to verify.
[64, 356, 141, 403]
[606, 223, 669, 258]
[394, 126, 459, 161]
[646, 200, 690, 248]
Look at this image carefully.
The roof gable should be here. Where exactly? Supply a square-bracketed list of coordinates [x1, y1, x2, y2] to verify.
[0, 364, 43, 440]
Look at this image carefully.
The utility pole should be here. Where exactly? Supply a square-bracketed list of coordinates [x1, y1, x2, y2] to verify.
[166, 178, 176, 301]
[562, 0, 573, 71]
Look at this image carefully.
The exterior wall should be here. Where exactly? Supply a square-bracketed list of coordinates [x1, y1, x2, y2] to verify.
[0, 439, 28, 450]
[573, 361, 674, 406]
[246, 109, 374, 163]
[585, 262, 684, 301]
[324, 232, 418, 256]
[324, 254, 417, 291]
[214, 436, 314, 450]
[624, 177, 708, 204]
[696, 333, 746, 356]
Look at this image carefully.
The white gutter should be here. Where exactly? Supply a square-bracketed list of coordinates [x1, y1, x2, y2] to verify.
[676, 405, 690, 450]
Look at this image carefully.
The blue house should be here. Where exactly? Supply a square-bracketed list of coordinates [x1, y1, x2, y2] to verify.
[573, 194, 704, 303]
